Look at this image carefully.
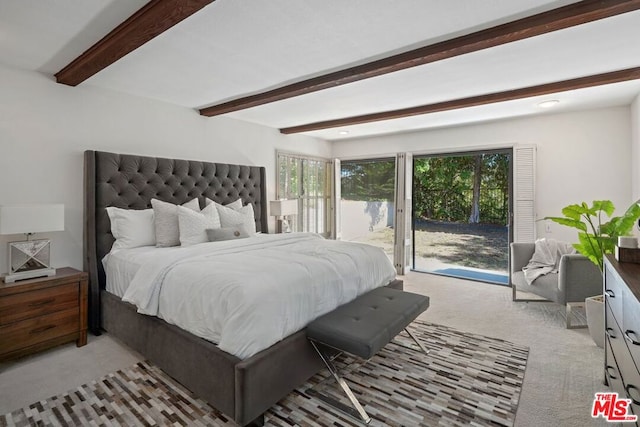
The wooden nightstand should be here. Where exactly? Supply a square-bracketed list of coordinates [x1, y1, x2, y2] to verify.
[0, 267, 88, 362]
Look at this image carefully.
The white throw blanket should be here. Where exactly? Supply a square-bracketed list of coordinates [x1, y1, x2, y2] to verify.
[522, 238, 576, 285]
[121, 233, 396, 359]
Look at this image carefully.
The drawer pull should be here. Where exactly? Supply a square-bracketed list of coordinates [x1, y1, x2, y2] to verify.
[606, 327, 617, 339]
[624, 330, 640, 346]
[605, 290, 616, 298]
[28, 298, 55, 308]
[626, 384, 640, 405]
[606, 365, 618, 380]
[30, 324, 56, 334]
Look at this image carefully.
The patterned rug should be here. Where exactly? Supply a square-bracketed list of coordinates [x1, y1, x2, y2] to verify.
[0, 321, 529, 427]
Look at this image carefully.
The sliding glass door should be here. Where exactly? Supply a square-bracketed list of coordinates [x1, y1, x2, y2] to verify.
[340, 158, 395, 260]
[412, 150, 511, 284]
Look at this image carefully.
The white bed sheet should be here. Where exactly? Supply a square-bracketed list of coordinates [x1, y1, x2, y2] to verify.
[118, 233, 396, 359]
[103, 246, 177, 297]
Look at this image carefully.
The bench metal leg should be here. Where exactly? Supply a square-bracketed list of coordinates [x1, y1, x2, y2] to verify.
[404, 326, 429, 354]
[309, 340, 372, 425]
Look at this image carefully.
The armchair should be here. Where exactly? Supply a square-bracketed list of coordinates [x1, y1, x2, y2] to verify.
[510, 242, 602, 328]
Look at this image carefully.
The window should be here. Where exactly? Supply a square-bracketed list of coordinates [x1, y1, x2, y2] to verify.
[277, 152, 331, 235]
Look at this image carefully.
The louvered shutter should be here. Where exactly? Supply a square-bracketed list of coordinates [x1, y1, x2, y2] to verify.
[513, 145, 536, 243]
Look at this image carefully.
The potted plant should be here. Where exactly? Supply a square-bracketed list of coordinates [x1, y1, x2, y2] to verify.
[546, 200, 640, 347]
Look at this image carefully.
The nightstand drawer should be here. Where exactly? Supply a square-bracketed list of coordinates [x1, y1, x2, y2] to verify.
[0, 307, 79, 354]
[0, 282, 78, 325]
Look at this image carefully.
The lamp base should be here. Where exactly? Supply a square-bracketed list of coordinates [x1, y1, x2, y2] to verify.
[4, 267, 56, 283]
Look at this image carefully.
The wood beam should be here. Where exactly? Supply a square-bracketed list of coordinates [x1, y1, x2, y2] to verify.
[279, 67, 640, 134]
[55, 0, 214, 86]
[200, 0, 640, 116]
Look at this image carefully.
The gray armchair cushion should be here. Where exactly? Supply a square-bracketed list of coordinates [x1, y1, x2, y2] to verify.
[510, 242, 603, 305]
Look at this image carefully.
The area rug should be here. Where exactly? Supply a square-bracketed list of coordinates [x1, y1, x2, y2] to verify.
[0, 321, 529, 427]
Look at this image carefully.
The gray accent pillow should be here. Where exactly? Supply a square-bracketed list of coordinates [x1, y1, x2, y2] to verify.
[206, 225, 250, 242]
[151, 198, 200, 247]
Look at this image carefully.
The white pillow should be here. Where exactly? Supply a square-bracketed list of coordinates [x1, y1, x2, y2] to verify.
[106, 207, 155, 250]
[216, 203, 256, 234]
[151, 198, 200, 247]
[206, 197, 243, 211]
[178, 203, 221, 246]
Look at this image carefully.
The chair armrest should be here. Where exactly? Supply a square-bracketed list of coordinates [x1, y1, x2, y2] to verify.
[510, 242, 535, 274]
[558, 254, 603, 302]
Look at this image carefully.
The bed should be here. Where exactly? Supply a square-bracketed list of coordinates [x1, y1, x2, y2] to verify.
[83, 150, 402, 426]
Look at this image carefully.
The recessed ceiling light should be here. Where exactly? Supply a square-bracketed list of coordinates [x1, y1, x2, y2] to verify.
[537, 100, 560, 108]
[339, 130, 350, 135]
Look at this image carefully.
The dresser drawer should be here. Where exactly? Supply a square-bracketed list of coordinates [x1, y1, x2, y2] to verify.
[606, 301, 633, 374]
[606, 336, 626, 397]
[0, 307, 79, 354]
[0, 282, 78, 326]
[624, 287, 640, 371]
[605, 262, 624, 322]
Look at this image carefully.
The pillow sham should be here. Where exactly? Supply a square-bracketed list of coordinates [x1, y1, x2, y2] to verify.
[106, 207, 155, 250]
[217, 203, 256, 234]
[178, 203, 221, 246]
[151, 198, 200, 247]
[206, 225, 250, 242]
[205, 197, 243, 211]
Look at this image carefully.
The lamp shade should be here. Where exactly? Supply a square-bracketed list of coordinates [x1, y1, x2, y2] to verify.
[0, 204, 65, 235]
[270, 199, 298, 216]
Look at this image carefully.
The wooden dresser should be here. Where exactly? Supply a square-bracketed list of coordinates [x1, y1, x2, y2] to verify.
[604, 254, 640, 422]
[0, 267, 88, 361]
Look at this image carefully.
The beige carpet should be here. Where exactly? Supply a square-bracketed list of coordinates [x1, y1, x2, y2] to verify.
[0, 321, 528, 427]
[0, 271, 609, 426]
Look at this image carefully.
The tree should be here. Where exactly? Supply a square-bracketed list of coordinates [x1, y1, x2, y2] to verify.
[469, 155, 482, 223]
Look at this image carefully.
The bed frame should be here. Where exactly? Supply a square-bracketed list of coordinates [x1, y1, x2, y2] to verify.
[83, 150, 402, 426]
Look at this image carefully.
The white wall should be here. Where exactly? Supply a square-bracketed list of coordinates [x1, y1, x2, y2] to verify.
[0, 64, 331, 274]
[332, 108, 633, 244]
[632, 95, 640, 201]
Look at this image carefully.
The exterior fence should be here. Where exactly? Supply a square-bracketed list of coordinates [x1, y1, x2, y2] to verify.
[415, 188, 508, 225]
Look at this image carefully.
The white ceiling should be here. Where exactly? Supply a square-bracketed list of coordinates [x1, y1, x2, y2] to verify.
[1, 0, 639, 141]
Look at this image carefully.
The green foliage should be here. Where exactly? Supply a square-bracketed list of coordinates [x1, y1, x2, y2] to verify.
[545, 200, 640, 271]
[341, 160, 395, 201]
[413, 153, 509, 225]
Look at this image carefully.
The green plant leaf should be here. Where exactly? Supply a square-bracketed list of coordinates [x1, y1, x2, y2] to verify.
[561, 204, 588, 220]
[576, 232, 603, 270]
[593, 200, 615, 217]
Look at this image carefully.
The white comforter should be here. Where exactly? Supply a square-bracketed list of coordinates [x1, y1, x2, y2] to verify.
[121, 233, 396, 359]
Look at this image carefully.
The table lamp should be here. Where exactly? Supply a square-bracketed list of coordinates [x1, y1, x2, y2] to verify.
[270, 199, 298, 233]
[0, 204, 65, 283]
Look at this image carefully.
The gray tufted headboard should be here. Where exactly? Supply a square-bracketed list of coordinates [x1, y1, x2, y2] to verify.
[83, 150, 268, 333]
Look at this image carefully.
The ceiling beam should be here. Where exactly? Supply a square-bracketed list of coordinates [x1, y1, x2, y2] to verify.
[55, 0, 214, 86]
[279, 67, 640, 134]
[200, 0, 640, 117]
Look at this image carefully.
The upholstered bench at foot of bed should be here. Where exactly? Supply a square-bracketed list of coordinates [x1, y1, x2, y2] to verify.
[306, 287, 430, 424]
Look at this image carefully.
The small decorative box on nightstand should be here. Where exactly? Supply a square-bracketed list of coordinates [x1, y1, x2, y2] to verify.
[0, 267, 88, 362]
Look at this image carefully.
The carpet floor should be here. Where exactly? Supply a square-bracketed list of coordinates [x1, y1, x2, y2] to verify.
[0, 321, 529, 427]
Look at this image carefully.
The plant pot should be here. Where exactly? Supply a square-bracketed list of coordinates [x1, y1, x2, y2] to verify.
[585, 295, 605, 348]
